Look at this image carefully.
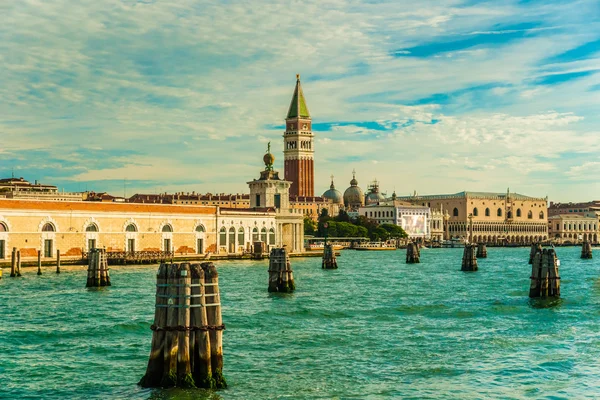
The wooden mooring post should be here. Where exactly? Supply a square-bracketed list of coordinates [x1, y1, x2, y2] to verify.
[581, 241, 593, 259]
[10, 247, 16, 277]
[529, 243, 542, 264]
[139, 262, 226, 389]
[16, 250, 22, 277]
[37, 250, 42, 275]
[268, 248, 295, 292]
[461, 244, 478, 271]
[322, 244, 338, 269]
[86, 248, 111, 287]
[476, 243, 487, 258]
[529, 248, 560, 298]
[406, 242, 420, 264]
[56, 250, 61, 274]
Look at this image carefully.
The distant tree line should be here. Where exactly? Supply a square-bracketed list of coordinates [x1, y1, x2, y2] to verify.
[304, 209, 408, 241]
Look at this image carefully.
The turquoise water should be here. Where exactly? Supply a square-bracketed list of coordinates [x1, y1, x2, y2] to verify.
[2, 247, 600, 399]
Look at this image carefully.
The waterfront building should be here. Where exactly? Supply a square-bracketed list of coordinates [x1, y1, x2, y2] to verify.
[358, 200, 431, 240]
[548, 214, 598, 244]
[247, 147, 304, 252]
[0, 150, 305, 263]
[397, 190, 548, 244]
[430, 207, 445, 242]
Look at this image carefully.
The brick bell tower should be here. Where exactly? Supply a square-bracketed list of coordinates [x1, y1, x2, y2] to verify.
[284, 74, 314, 197]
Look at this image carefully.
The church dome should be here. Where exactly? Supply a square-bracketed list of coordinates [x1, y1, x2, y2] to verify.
[365, 179, 385, 205]
[322, 177, 343, 204]
[343, 171, 364, 208]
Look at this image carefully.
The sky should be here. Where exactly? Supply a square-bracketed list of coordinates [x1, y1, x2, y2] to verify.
[1, 0, 599, 202]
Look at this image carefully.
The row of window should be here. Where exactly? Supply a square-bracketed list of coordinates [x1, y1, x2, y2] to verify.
[453, 208, 545, 219]
[559, 223, 598, 231]
[218, 227, 276, 246]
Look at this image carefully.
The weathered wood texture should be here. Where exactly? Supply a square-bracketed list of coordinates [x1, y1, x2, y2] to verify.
[16, 250, 22, 277]
[529, 248, 560, 298]
[406, 242, 420, 264]
[581, 241, 593, 259]
[322, 244, 338, 269]
[529, 243, 542, 264]
[461, 244, 478, 272]
[86, 248, 112, 287]
[10, 247, 16, 277]
[476, 243, 487, 259]
[268, 248, 295, 292]
[37, 250, 42, 275]
[139, 262, 226, 389]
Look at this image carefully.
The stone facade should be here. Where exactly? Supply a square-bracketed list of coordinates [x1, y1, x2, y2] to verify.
[398, 190, 549, 244]
[548, 214, 598, 244]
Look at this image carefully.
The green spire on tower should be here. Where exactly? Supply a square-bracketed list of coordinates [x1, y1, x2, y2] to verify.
[286, 74, 310, 119]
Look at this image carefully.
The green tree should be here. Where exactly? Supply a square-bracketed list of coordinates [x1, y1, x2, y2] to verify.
[380, 224, 408, 239]
[304, 216, 317, 236]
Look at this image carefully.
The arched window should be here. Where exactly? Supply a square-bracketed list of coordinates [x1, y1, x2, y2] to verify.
[261, 227, 267, 242]
[86, 224, 98, 232]
[162, 224, 173, 232]
[516, 209, 521, 217]
[528, 211, 533, 219]
[453, 208, 459, 217]
[229, 227, 236, 245]
[238, 227, 245, 246]
[0, 222, 8, 232]
[269, 228, 276, 245]
[219, 227, 227, 246]
[42, 223, 55, 232]
[126, 224, 137, 232]
[507, 211, 513, 219]
[195, 225, 205, 233]
[497, 208, 502, 217]
[539, 211, 544, 220]
[252, 227, 259, 242]
[473, 208, 478, 217]
[485, 208, 490, 217]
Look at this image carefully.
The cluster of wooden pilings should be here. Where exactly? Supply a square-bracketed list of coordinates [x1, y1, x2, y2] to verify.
[476, 243, 487, 258]
[529, 243, 542, 264]
[529, 248, 560, 298]
[268, 248, 295, 293]
[406, 242, 420, 264]
[461, 244, 478, 271]
[322, 244, 338, 269]
[139, 262, 226, 389]
[10, 248, 22, 277]
[86, 248, 111, 287]
[581, 241, 593, 259]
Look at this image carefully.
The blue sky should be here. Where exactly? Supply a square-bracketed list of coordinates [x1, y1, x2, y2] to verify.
[1, 0, 599, 201]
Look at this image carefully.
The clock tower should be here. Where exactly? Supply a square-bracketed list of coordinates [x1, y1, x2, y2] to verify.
[284, 74, 314, 198]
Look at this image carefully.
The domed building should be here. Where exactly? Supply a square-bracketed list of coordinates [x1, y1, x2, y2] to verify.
[365, 180, 385, 205]
[343, 171, 364, 210]
[322, 176, 343, 205]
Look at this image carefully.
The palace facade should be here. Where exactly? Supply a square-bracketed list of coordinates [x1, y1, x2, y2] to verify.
[398, 190, 549, 244]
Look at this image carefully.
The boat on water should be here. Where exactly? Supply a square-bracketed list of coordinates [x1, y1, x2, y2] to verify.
[354, 242, 397, 251]
[440, 238, 465, 248]
[305, 242, 345, 252]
